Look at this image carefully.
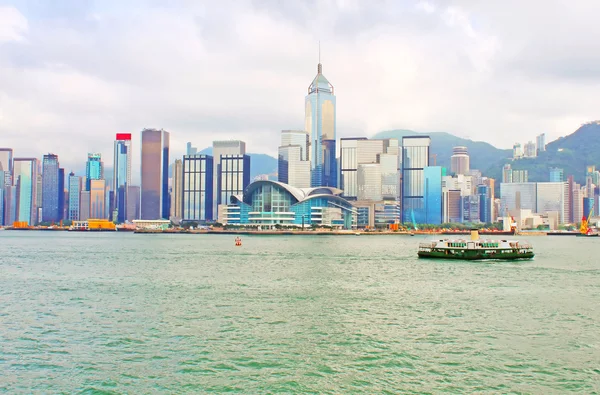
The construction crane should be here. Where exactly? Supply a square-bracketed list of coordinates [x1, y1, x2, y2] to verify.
[430, 154, 437, 166]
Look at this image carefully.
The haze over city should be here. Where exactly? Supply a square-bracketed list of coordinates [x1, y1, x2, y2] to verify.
[2, 0, 600, 173]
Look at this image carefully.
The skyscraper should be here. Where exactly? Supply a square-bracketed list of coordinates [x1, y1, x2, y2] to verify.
[217, 154, 251, 213]
[170, 159, 183, 220]
[339, 137, 399, 201]
[126, 186, 141, 222]
[305, 61, 336, 187]
[13, 158, 38, 225]
[113, 133, 132, 223]
[401, 136, 431, 223]
[85, 153, 103, 191]
[536, 133, 546, 153]
[450, 146, 470, 175]
[186, 142, 198, 156]
[423, 166, 443, 224]
[141, 128, 170, 219]
[212, 141, 248, 220]
[68, 172, 81, 221]
[524, 141, 537, 158]
[42, 154, 60, 222]
[90, 179, 106, 219]
[58, 168, 65, 221]
[0, 148, 13, 186]
[79, 191, 90, 221]
[278, 130, 310, 188]
[182, 154, 214, 222]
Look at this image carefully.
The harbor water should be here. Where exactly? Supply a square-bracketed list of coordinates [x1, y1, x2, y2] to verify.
[1, 232, 599, 393]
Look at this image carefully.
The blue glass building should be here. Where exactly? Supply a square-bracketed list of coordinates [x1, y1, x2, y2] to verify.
[68, 172, 81, 221]
[305, 62, 337, 187]
[583, 197, 594, 219]
[182, 154, 214, 222]
[224, 180, 355, 229]
[549, 167, 564, 182]
[42, 154, 60, 222]
[478, 184, 492, 223]
[113, 134, 132, 223]
[402, 136, 431, 224]
[86, 153, 103, 191]
[13, 158, 38, 225]
[423, 166, 443, 224]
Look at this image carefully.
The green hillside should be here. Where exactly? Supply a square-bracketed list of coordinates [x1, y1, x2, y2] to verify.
[484, 121, 600, 184]
[372, 129, 512, 171]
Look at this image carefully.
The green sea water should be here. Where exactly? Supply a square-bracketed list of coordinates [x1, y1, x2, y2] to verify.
[0, 232, 599, 394]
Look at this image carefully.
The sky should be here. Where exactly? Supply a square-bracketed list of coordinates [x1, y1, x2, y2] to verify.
[1, 0, 600, 174]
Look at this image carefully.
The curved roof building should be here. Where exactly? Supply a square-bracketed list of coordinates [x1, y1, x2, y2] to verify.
[222, 180, 355, 228]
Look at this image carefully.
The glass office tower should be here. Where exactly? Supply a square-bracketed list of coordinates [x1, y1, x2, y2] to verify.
[401, 136, 431, 224]
[212, 141, 246, 220]
[68, 172, 81, 221]
[182, 155, 214, 222]
[85, 153, 103, 191]
[141, 128, 170, 219]
[217, 154, 251, 208]
[113, 133, 132, 223]
[305, 62, 336, 187]
[42, 154, 60, 222]
[13, 158, 38, 225]
[423, 166, 443, 224]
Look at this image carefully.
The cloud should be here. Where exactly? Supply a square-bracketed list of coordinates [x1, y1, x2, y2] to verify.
[0, 0, 599, 178]
[0, 6, 28, 42]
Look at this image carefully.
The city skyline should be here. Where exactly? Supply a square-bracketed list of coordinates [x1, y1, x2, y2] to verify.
[2, 1, 600, 174]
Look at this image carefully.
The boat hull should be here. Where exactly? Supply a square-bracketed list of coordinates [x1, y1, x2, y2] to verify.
[575, 233, 599, 237]
[418, 250, 534, 260]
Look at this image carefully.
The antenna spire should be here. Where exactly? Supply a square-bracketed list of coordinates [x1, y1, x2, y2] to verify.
[318, 41, 322, 74]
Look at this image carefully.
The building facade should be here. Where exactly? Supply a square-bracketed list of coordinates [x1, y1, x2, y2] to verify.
[401, 136, 431, 224]
[41, 154, 61, 222]
[182, 155, 214, 222]
[90, 179, 106, 219]
[278, 144, 310, 188]
[339, 138, 399, 201]
[223, 180, 355, 229]
[305, 62, 336, 187]
[217, 154, 251, 209]
[13, 158, 38, 225]
[549, 167, 563, 182]
[113, 133, 132, 223]
[85, 153, 103, 191]
[126, 186, 141, 222]
[423, 166, 443, 224]
[0, 148, 13, 186]
[170, 159, 183, 221]
[536, 133, 546, 153]
[212, 140, 246, 219]
[450, 146, 470, 175]
[68, 172, 81, 221]
[141, 128, 170, 219]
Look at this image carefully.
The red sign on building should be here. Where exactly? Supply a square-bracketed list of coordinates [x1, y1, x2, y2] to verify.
[116, 133, 132, 140]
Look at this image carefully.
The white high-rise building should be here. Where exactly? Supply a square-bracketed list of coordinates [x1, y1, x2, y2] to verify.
[357, 163, 382, 201]
[278, 130, 310, 188]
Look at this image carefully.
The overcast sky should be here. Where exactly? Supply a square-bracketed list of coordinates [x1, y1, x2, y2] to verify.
[1, 0, 599, 174]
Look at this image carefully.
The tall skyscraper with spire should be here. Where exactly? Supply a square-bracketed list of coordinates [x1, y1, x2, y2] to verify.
[305, 53, 337, 187]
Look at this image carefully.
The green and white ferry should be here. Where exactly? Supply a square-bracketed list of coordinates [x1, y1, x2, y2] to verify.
[418, 230, 534, 260]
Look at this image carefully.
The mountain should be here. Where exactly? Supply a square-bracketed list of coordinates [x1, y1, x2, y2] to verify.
[483, 121, 600, 184]
[372, 129, 512, 171]
[198, 147, 278, 179]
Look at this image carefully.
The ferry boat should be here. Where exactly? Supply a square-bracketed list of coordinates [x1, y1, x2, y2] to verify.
[418, 229, 534, 260]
